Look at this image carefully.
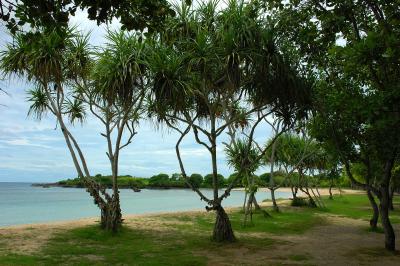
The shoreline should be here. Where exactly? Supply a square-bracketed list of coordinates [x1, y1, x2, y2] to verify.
[0, 188, 364, 230]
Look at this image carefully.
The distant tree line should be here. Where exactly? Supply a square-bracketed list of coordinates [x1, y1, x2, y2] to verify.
[56, 170, 351, 190]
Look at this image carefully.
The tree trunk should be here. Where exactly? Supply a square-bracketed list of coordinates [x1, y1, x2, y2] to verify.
[270, 188, 279, 212]
[367, 189, 379, 229]
[253, 195, 261, 210]
[291, 185, 298, 200]
[389, 186, 395, 211]
[253, 195, 271, 218]
[100, 197, 122, 232]
[329, 179, 333, 200]
[242, 191, 248, 212]
[243, 191, 254, 226]
[269, 138, 279, 212]
[213, 205, 235, 242]
[379, 186, 396, 251]
[302, 188, 317, 207]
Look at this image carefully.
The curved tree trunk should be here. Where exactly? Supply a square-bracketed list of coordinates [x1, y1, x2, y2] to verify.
[242, 191, 248, 212]
[270, 188, 279, 212]
[329, 179, 333, 200]
[213, 205, 235, 242]
[253, 195, 271, 218]
[253, 195, 261, 210]
[291, 185, 298, 200]
[379, 186, 396, 251]
[367, 189, 379, 229]
[302, 187, 317, 207]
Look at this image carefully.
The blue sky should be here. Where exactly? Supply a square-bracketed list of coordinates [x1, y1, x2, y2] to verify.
[0, 11, 273, 182]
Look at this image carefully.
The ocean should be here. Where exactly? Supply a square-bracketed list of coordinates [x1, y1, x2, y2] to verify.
[0, 182, 291, 226]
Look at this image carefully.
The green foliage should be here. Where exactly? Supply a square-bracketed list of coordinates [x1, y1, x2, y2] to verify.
[258, 173, 271, 185]
[26, 87, 48, 120]
[58, 176, 147, 188]
[91, 30, 146, 106]
[227, 172, 242, 188]
[1, 1, 172, 34]
[148, 173, 170, 187]
[147, 173, 186, 188]
[225, 139, 261, 175]
[270, 1, 400, 196]
[291, 197, 314, 208]
[188, 173, 203, 189]
[203, 174, 225, 188]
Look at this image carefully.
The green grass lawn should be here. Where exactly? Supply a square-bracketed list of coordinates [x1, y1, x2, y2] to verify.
[0, 194, 399, 265]
[320, 194, 400, 223]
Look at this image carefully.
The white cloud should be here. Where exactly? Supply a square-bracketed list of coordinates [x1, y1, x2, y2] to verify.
[0, 138, 53, 149]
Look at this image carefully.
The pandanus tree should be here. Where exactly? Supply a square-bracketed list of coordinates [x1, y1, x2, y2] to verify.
[72, 30, 147, 231]
[0, 27, 145, 232]
[146, 0, 311, 241]
[225, 139, 264, 225]
[146, 0, 258, 242]
[0, 27, 112, 228]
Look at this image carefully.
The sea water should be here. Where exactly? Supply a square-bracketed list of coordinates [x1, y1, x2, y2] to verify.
[0, 182, 291, 226]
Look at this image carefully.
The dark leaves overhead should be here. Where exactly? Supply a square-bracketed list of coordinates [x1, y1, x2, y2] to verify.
[1, 0, 173, 33]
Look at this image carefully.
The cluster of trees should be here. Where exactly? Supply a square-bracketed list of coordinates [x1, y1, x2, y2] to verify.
[266, 0, 400, 251]
[1, 0, 399, 251]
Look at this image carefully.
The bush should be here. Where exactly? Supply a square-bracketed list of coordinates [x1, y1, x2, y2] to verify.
[241, 174, 260, 187]
[203, 173, 225, 187]
[291, 197, 316, 207]
[259, 173, 270, 186]
[226, 173, 242, 187]
[170, 173, 182, 181]
[148, 173, 170, 187]
[188, 173, 203, 188]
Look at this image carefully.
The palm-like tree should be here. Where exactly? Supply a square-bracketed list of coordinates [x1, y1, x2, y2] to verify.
[0, 27, 146, 232]
[146, 0, 311, 242]
[225, 139, 263, 225]
[78, 30, 146, 231]
[0, 27, 111, 225]
[146, 0, 267, 242]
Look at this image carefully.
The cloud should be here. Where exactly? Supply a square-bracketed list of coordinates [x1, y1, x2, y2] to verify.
[0, 13, 276, 183]
[0, 138, 53, 149]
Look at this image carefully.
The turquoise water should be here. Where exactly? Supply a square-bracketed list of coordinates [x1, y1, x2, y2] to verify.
[0, 182, 291, 226]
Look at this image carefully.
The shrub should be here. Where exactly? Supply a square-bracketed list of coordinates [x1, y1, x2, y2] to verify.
[291, 197, 316, 207]
[128, 179, 145, 188]
[203, 173, 225, 187]
[148, 173, 170, 187]
[226, 173, 242, 187]
[188, 173, 203, 188]
[259, 173, 270, 186]
[170, 173, 182, 181]
[241, 174, 260, 187]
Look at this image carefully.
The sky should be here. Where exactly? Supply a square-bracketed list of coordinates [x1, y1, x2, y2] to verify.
[0, 10, 273, 183]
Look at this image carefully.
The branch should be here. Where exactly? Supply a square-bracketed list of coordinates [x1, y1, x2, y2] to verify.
[165, 113, 213, 205]
[192, 126, 212, 152]
[119, 121, 137, 151]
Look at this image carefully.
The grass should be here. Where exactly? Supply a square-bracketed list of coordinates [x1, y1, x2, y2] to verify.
[0, 194, 399, 265]
[320, 194, 400, 223]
